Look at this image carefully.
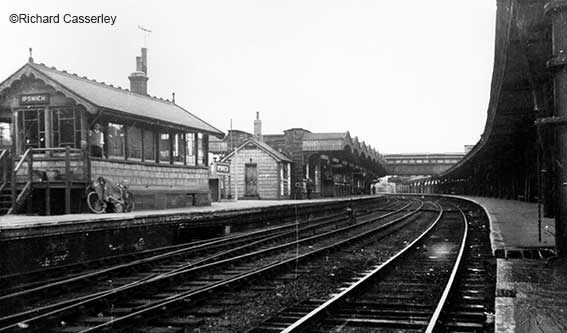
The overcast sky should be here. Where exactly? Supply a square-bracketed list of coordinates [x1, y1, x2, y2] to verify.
[0, 0, 496, 154]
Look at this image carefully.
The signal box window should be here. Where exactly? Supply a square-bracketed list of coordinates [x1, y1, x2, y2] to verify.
[159, 132, 170, 163]
[143, 129, 156, 162]
[19, 108, 46, 152]
[186, 132, 196, 165]
[173, 133, 185, 165]
[52, 107, 80, 148]
[127, 125, 142, 161]
[108, 122, 125, 159]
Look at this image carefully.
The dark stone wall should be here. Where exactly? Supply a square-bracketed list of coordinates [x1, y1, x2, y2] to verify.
[0, 196, 383, 276]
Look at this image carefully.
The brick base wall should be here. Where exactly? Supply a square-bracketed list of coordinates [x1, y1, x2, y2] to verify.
[91, 160, 211, 209]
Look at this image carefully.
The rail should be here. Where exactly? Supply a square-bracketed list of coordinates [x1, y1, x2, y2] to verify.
[425, 207, 469, 333]
[281, 202, 444, 332]
[0, 200, 420, 331]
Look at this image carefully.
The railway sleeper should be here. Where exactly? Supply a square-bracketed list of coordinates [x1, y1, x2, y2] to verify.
[274, 310, 313, 318]
[356, 292, 431, 301]
[460, 282, 486, 289]
[343, 301, 434, 311]
[252, 323, 293, 332]
[108, 306, 138, 315]
[442, 320, 485, 331]
[449, 302, 486, 311]
[445, 310, 486, 321]
[183, 306, 224, 316]
[134, 326, 184, 333]
[156, 317, 204, 327]
[377, 281, 431, 288]
[338, 307, 430, 318]
[460, 277, 486, 284]
[325, 316, 429, 328]
[457, 293, 487, 302]
[126, 298, 159, 306]
[275, 273, 305, 280]
[266, 314, 309, 322]
[456, 290, 487, 299]
[209, 298, 242, 306]
[284, 305, 325, 313]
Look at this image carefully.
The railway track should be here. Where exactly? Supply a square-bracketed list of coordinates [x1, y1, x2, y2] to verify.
[0, 198, 413, 331]
[250, 201, 492, 332]
[0, 202, 371, 295]
[1, 201, 403, 323]
[2, 196, 497, 333]
[0, 197, 397, 296]
[247, 200, 467, 332]
[435, 201, 495, 331]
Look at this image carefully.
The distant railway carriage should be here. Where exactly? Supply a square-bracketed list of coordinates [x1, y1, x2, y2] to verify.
[0, 49, 223, 215]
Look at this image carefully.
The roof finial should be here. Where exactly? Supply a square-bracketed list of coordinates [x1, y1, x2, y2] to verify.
[28, 47, 34, 63]
[172, 92, 175, 103]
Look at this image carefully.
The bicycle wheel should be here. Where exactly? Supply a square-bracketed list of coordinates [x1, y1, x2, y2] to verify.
[87, 191, 106, 214]
[124, 191, 135, 212]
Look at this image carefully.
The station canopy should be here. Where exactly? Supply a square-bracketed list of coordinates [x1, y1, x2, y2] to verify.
[437, 1, 549, 184]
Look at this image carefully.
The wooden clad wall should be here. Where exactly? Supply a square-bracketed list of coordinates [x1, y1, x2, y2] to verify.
[227, 147, 281, 199]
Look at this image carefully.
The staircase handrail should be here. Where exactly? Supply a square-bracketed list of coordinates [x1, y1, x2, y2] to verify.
[8, 146, 82, 215]
[0, 149, 8, 192]
[10, 148, 33, 214]
[13, 148, 32, 173]
[28, 147, 82, 154]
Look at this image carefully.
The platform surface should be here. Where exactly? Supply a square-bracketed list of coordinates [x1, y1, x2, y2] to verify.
[0, 196, 373, 230]
[462, 196, 555, 252]
[461, 196, 566, 333]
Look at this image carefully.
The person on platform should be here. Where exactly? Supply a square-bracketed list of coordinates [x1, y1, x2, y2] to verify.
[89, 123, 104, 158]
[306, 178, 314, 199]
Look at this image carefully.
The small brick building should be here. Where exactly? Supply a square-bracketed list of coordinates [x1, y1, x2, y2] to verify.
[221, 137, 292, 199]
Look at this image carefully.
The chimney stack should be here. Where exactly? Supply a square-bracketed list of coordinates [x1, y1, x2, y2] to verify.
[129, 48, 149, 95]
[254, 111, 262, 141]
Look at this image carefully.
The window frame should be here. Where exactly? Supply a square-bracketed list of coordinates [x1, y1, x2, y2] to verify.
[107, 121, 126, 160]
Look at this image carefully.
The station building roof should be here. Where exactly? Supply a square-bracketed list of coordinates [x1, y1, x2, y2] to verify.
[221, 136, 292, 163]
[210, 128, 386, 177]
[0, 61, 224, 138]
[302, 131, 384, 164]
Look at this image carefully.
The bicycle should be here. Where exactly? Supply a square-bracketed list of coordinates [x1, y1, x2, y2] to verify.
[86, 177, 135, 214]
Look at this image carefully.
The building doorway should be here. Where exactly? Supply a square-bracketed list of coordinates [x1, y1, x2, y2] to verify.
[245, 163, 258, 197]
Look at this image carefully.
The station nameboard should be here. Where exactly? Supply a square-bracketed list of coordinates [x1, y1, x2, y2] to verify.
[20, 94, 50, 105]
[216, 162, 230, 174]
